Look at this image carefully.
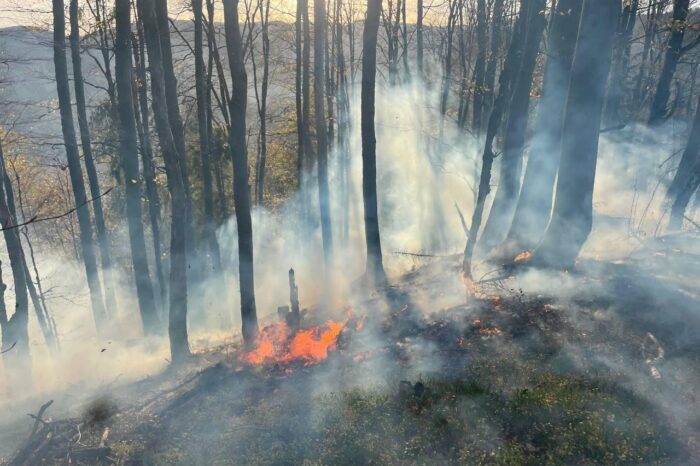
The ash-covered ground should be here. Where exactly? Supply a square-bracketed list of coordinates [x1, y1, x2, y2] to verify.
[3, 233, 700, 465]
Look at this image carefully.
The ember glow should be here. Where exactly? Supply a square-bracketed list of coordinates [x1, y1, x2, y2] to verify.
[243, 320, 345, 366]
[514, 250, 532, 262]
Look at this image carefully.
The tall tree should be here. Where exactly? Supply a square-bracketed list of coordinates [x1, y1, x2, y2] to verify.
[471, 0, 487, 132]
[505, 0, 583, 252]
[52, 0, 107, 332]
[69, 0, 118, 318]
[478, 0, 547, 254]
[0, 138, 29, 369]
[604, 0, 639, 125]
[295, 0, 305, 203]
[480, 0, 505, 132]
[534, 0, 620, 268]
[315, 0, 333, 270]
[461, 0, 531, 280]
[416, 0, 423, 77]
[223, 0, 259, 345]
[193, 0, 222, 271]
[648, 0, 689, 125]
[362, 0, 387, 285]
[132, 21, 167, 309]
[114, 0, 160, 334]
[668, 96, 700, 229]
[138, 0, 190, 362]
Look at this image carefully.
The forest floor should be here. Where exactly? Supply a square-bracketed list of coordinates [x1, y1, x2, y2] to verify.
[3, 233, 700, 465]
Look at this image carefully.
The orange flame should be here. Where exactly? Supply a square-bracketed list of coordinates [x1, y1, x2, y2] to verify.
[514, 250, 532, 262]
[243, 320, 345, 366]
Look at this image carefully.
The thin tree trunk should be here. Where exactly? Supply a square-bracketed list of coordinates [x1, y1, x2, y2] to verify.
[315, 0, 333, 270]
[649, 0, 689, 125]
[0, 138, 30, 366]
[605, 0, 638, 124]
[194, 0, 222, 271]
[296, 0, 305, 203]
[668, 96, 700, 229]
[223, 0, 259, 345]
[534, 0, 620, 268]
[481, 0, 505, 132]
[132, 21, 167, 311]
[362, 0, 387, 285]
[417, 0, 423, 78]
[52, 0, 107, 332]
[471, 0, 487, 132]
[70, 0, 118, 319]
[462, 0, 530, 279]
[478, 0, 546, 254]
[138, 0, 190, 362]
[505, 0, 582, 252]
[115, 0, 160, 334]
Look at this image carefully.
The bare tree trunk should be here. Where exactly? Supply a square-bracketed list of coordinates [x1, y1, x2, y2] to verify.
[416, 0, 423, 78]
[362, 0, 387, 285]
[0, 138, 30, 368]
[481, 0, 505, 132]
[535, 0, 620, 268]
[649, 0, 689, 125]
[462, 0, 530, 279]
[132, 21, 167, 311]
[115, 0, 160, 334]
[471, 0, 487, 132]
[604, 0, 638, 125]
[138, 0, 190, 362]
[336, 0, 351, 246]
[223, 0, 259, 345]
[505, 0, 582, 252]
[11, 164, 59, 349]
[194, 0, 222, 271]
[295, 0, 306, 212]
[668, 96, 700, 229]
[52, 0, 107, 333]
[154, 0, 195, 263]
[253, 0, 271, 206]
[478, 0, 546, 254]
[70, 0, 118, 319]
[1, 145, 57, 350]
[315, 0, 333, 270]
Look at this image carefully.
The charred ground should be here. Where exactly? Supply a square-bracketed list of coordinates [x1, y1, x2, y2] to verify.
[4, 239, 700, 465]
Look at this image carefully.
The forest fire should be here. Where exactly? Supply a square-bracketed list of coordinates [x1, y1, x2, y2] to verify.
[243, 320, 345, 366]
[514, 250, 532, 262]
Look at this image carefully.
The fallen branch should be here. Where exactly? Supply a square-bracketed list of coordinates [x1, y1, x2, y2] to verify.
[28, 400, 53, 438]
[454, 203, 470, 237]
[0, 187, 115, 231]
[683, 215, 700, 232]
[1, 341, 16, 354]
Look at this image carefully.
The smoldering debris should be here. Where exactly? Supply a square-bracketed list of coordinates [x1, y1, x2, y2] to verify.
[3, 253, 699, 465]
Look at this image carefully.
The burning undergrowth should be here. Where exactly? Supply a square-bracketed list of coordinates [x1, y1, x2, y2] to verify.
[4, 255, 699, 465]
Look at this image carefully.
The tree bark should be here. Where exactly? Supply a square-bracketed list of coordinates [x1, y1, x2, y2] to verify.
[361, 0, 387, 285]
[52, 0, 107, 332]
[223, 0, 259, 345]
[534, 0, 620, 268]
[416, 0, 423, 78]
[138, 0, 190, 362]
[505, 0, 582, 252]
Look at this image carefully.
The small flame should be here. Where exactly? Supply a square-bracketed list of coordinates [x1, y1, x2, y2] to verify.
[514, 250, 532, 262]
[243, 320, 345, 366]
